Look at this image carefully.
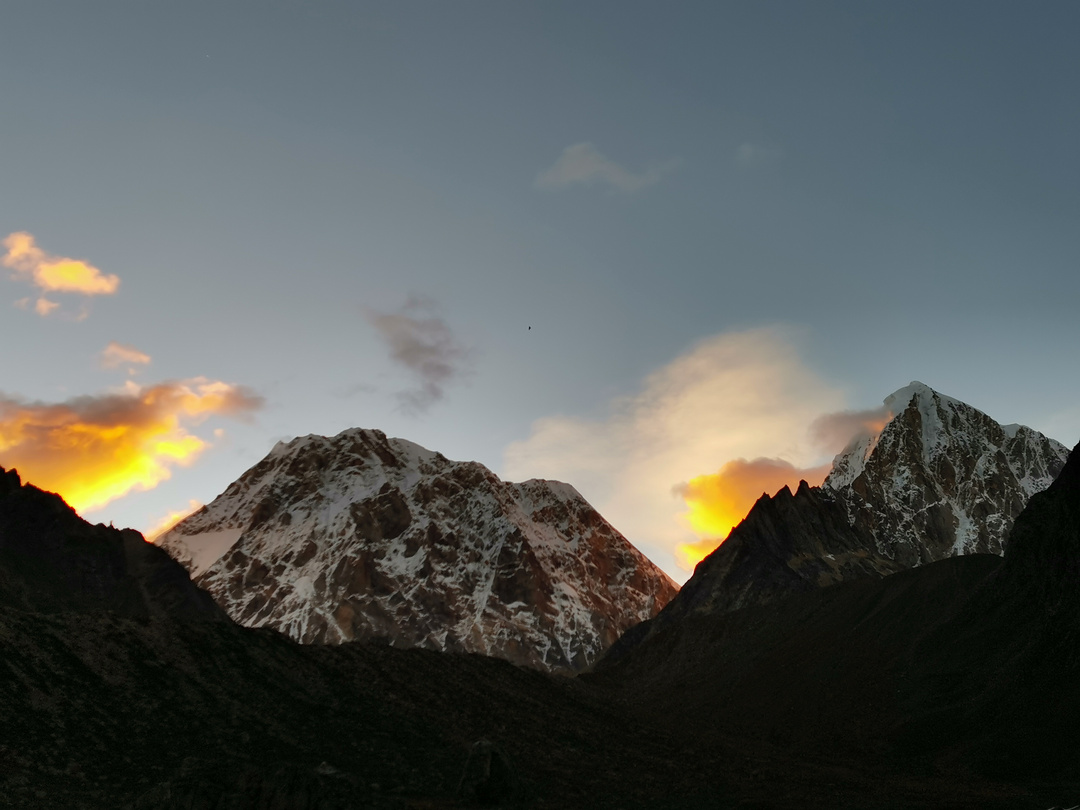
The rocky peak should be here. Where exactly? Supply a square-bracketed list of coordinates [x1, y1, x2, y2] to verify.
[158, 428, 677, 673]
[605, 385, 1067, 660]
[824, 381, 1068, 565]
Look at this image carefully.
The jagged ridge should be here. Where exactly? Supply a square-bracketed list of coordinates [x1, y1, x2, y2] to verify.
[604, 382, 1067, 662]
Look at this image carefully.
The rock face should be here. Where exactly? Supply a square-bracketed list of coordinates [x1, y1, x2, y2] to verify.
[158, 428, 677, 672]
[824, 382, 1069, 565]
[604, 383, 1067, 660]
[592, 444, 1080, 787]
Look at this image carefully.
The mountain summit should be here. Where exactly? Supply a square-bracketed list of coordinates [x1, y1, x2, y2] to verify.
[824, 381, 1068, 564]
[158, 428, 676, 672]
[606, 383, 1067, 657]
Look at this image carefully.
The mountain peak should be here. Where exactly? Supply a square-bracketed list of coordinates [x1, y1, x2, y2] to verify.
[158, 429, 676, 672]
[825, 383, 1067, 564]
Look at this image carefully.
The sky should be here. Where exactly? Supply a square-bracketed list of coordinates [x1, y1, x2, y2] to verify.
[2, 1, 1079, 583]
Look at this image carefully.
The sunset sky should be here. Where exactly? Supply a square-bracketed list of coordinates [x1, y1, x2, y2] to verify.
[3, 2, 1079, 582]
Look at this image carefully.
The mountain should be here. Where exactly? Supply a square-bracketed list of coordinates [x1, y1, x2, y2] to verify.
[5, 461, 1070, 808]
[590, 439, 1080, 789]
[606, 382, 1068, 658]
[824, 381, 1068, 563]
[0, 465, 223, 621]
[157, 428, 676, 672]
[0, 463, 726, 810]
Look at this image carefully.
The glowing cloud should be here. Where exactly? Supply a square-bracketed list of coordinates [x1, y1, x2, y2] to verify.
[504, 327, 846, 582]
[0, 379, 262, 514]
[673, 457, 831, 571]
[3, 232, 119, 317]
[535, 142, 680, 194]
[99, 341, 152, 372]
[144, 499, 204, 543]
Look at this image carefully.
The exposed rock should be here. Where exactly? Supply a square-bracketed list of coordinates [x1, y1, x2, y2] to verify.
[825, 382, 1068, 563]
[158, 428, 676, 672]
[604, 383, 1067, 663]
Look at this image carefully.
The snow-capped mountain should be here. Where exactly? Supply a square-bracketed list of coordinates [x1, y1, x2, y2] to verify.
[824, 381, 1069, 565]
[605, 383, 1068, 657]
[157, 428, 677, 672]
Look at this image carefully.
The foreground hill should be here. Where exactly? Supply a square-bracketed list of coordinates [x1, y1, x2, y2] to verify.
[593, 439, 1080, 790]
[158, 428, 676, 672]
[7, 459, 1079, 807]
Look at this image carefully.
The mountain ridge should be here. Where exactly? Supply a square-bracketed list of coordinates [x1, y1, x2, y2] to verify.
[159, 427, 676, 672]
[603, 382, 1067, 663]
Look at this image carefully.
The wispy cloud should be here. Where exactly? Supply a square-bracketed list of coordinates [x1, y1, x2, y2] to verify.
[0, 379, 262, 514]
[535, 142, 680, 194]
[99, 341, 152, 373]
[364, 295, 472, 414]
[809, 407, 892, 452]
[3, 232, 120, 317]
[504, 327, 846, 581]
[735, 142, 784, 168]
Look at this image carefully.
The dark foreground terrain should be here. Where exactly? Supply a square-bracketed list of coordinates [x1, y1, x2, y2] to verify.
[3, 450, 1080, 808]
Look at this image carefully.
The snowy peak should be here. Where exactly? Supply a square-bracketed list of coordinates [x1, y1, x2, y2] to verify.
[611, 383, 1070, 657]
[158, 428, 677, 673]
[824, 382, 1068, 564]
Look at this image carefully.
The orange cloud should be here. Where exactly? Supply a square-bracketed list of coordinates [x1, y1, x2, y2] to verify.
[144, 499, 204, 543]
[674, 457, 831, 571]
[0, 379, 261, 514]
[504, 327, 847, 583]
[35, 297, 60, 316]
[99, 341, 152, 371]
[3, 232, 120, 316]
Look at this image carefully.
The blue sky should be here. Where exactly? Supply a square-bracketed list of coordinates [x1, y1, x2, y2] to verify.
[2, 2, 1078, 580]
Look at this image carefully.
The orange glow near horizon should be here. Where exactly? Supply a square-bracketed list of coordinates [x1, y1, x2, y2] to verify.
[675, 457, 831, 571]
[0, 379, 261, 514]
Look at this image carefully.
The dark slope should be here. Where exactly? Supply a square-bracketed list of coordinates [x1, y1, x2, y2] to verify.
[593, 441, 1080, 793]
[603, 481, 902, 666]
[0, 464, 700, 809]
[4, 458, 1078, 808]
[0, 467, 222, 620]
[609, 385, 1068, 668]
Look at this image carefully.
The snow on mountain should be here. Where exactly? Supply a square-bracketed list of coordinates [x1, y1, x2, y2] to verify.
[604, 383, 1069, 658]
[824, 381, 1069, 565]
[157, 428, 677, 673]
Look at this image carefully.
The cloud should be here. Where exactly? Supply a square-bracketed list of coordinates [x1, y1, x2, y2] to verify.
[504, 327, 846, 582]
[809, 407, 892, 454]
[735, 142, 784, 168]
[365, 296, 472, 414]
[3, 233, 120, 314]
[673, 457, 832, 571]
[144, 499, 204, 543]
[0, 379, 262, 514]
[535, 142, 680, 194]
[99, 341, 152, 373]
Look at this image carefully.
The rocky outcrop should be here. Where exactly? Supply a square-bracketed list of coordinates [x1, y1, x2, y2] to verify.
[158, 428, 676, 672]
